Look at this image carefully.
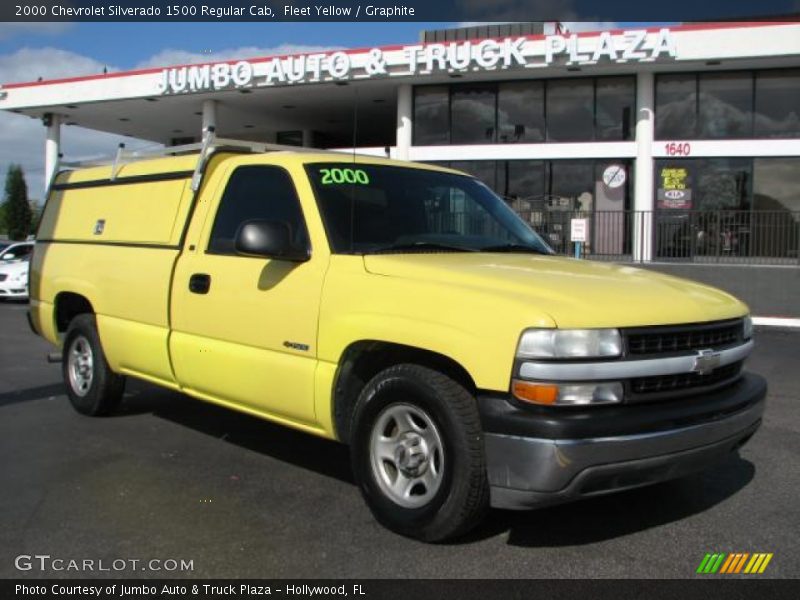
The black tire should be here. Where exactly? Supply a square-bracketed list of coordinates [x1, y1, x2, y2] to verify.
[62, 314, 125, 416]
[350, 364, 489, 542]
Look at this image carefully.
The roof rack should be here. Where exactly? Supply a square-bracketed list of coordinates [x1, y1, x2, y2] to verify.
[58, 127, 346, 191]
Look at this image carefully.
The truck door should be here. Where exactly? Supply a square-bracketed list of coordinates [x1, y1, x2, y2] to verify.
[169, 164, 327, 425]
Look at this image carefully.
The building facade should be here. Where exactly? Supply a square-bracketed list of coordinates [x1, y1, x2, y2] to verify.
[1, 21, 798, 266]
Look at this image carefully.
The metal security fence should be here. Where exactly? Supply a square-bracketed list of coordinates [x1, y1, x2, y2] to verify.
[512, 209, 800, 265]
[515, 210, 633, 261]
[652, 210, 800, 265]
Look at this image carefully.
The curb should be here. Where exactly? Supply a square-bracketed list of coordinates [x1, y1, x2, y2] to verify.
[752, 317, 800, 329]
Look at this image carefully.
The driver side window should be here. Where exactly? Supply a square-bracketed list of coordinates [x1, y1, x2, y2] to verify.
[208, 166, 309, 255]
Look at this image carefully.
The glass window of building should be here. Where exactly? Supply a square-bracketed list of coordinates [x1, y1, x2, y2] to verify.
[753, 158, 800, 212]
[695, 158, 751, 210]
[655, 74, 697, 139]
[431, 159, 634, 257]
[752, 158, 800, 258]
[654, 158, 755, 260]
[697, 72, 754, 138]
[497, 81, 545, 143]
[503, 161, 545, 228]
[505, 161, 545, 201]
[655, 159, 751, 211]
[276, 131, 303, 146]
[595, 77, 635, 141]
[413, 86, 450, 145]
[450, 85, 497, 144]
[547, 161, 595, 210]
[450, 160, 501, 192]
[546, 79, 594, 141]
[536, 161, 592, 253]
[754, 70, 800, 138]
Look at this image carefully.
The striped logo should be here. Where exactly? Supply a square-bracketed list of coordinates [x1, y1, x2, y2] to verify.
[697, 553, 773, 574]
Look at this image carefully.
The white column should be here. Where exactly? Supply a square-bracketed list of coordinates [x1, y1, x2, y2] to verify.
[201, 99, 217, 137]
[395, 84, 412, 161]
[44, 113, 61, 194]
[633, 72, 655, 262]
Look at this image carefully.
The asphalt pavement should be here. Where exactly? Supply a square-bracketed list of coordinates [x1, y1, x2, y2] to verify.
[1, 300, 798, 579]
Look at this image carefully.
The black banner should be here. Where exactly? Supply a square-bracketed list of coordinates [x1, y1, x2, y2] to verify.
[2, 0, 799, 22]
[4, 580, 800, 600]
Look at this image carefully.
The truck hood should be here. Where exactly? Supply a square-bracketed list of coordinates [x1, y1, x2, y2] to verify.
[362, 253, 747, 328]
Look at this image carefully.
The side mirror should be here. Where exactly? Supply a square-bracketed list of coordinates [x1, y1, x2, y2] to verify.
[234, 220, 310, 262]
[2, 253, 14, 260]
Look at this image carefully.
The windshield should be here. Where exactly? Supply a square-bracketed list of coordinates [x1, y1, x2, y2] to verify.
[305, 163, 552, 255]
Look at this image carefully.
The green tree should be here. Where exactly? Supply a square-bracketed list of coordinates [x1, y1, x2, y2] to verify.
[29, 201, 43, 236]
[0, 201, 6, 235]
[3, 164, 32, 240]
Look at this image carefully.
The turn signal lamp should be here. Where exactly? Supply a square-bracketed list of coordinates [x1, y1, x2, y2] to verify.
[511, 381, 559, 405]
[512, 380, 623, 406]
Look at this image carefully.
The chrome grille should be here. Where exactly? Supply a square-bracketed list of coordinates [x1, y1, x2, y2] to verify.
[622, 319, 747, 402]
[625, 319, 743, 357]
[630, 361, 743, 398]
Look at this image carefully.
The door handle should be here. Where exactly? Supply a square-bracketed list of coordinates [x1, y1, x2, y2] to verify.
[189, 273, 211, 294]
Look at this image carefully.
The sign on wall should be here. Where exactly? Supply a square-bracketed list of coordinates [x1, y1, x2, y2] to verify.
[570, 218, 589, 243]
[157, 28, 677, 95]
[602, 164, 627, 189]
[657, 166, 693, 209]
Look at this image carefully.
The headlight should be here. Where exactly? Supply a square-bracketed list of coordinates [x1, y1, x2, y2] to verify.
[517, 328, 622, 359]
[743, 315, 753, 341]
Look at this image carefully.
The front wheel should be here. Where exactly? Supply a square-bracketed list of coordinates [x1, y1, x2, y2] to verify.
[62, 314, 125, 416]
[350, 364, 489, 542]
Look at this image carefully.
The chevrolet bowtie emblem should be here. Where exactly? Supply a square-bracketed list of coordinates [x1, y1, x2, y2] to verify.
[693, 349, 722, 375]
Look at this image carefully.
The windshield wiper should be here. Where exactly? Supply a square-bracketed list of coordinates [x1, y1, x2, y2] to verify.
[479, 244, 550, 255]
[368, 242, 478, 254]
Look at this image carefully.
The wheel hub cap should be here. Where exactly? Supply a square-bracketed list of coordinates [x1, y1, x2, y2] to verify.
[369, 402, 445, 509]
[67, 336, 94, 397]
[394, 432, 429, 478]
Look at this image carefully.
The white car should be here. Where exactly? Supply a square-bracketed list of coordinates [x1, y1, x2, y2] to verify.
[0, 254, 30, 300]
[0, 240, 34, 262]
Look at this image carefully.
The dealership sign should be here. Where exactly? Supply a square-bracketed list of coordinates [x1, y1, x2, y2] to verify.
[658, 167, 693, 209]
[157, 28, 677, 95]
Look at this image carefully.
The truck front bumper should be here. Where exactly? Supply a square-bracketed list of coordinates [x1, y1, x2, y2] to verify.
[479, 373, 767, 510]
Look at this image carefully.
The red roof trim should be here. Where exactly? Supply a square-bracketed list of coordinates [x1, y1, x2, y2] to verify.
[1, 21, 796, 90]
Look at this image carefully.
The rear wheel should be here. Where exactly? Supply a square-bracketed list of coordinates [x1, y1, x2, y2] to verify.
[62, 314, 125, 416]
[351, 364, 489, 542]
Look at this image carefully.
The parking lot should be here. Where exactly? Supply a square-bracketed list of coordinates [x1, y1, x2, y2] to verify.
[1, 300, 798, 579]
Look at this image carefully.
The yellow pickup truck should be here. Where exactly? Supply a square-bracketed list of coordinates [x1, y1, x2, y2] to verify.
[29, 139, 766, 541]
